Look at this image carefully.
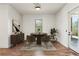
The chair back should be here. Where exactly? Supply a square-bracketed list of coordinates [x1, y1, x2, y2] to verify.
[41, 35, 50, 42]
[27, 35, 35, 42]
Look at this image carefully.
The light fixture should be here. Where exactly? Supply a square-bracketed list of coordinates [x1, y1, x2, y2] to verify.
[35, 6, 40, 10]
[34, 3, 41, 11]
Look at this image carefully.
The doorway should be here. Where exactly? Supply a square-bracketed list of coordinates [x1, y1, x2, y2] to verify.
[68, 7, 79, 53]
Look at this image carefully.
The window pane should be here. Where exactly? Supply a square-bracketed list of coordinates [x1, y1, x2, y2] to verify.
[71, 15, 78, 36]
[35, 19, 42, 33]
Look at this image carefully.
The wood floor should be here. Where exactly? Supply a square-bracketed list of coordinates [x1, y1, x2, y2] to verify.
[0, 41, 79, 56]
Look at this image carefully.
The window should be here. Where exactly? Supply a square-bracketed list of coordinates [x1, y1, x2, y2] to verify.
[71, 15, 78, 36]
[35, 19, 42, 33]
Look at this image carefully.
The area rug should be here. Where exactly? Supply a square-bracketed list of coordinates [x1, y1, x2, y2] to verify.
[20, 42, 56, 51]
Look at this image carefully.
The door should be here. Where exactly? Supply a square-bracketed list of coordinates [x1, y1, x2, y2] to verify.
[68, 14, 79, 53]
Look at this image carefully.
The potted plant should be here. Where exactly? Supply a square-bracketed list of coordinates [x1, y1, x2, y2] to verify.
[50, 28, 57, 40]
[37, 28, 41, 34]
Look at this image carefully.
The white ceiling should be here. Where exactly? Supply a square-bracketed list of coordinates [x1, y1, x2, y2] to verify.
[11, 3, 65, 15]
[69, 7, 79, 14]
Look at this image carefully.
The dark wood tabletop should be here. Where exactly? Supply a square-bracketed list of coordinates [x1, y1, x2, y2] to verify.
[31, 33, 47, 45]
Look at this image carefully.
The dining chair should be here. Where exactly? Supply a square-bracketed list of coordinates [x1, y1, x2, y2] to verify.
[41, 35, 50, 48]
[26, 35, 36, 48]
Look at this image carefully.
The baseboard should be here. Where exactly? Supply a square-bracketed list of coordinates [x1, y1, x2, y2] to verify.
[68, 48, 79, 55]
[57, 40, 68, 48]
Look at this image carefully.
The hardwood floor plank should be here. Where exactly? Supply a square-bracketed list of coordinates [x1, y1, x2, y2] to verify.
[0, 41, 79, 56]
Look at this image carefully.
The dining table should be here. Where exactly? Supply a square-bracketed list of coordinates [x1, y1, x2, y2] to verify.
[31, 33, 47, 45]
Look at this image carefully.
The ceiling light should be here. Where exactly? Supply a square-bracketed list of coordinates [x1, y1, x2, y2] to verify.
[34, 3, 41, 11]
[35, 6, 40, 10]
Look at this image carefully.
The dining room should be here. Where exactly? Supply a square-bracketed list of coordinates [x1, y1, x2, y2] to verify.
[0, 3, 79, 56]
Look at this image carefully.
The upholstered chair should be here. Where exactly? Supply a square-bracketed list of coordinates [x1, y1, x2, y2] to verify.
[26, 35, 36, 48]
[41, 35, 50, 48]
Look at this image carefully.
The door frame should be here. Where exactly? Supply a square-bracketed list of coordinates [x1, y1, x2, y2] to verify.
[68, 11, 79, 53]
[68, 13, 72, 48]
[68, 6, 79, 48]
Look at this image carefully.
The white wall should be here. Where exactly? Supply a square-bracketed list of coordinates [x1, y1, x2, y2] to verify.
[0, 4, 22, 48]
[0, 5, 9, 48]
[1, 3, 78, 48]
[23, 14, 56, 40]
[56, 3, 79, 47]
[8, 5, 22, 47]
[8, 5, 22, 35]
